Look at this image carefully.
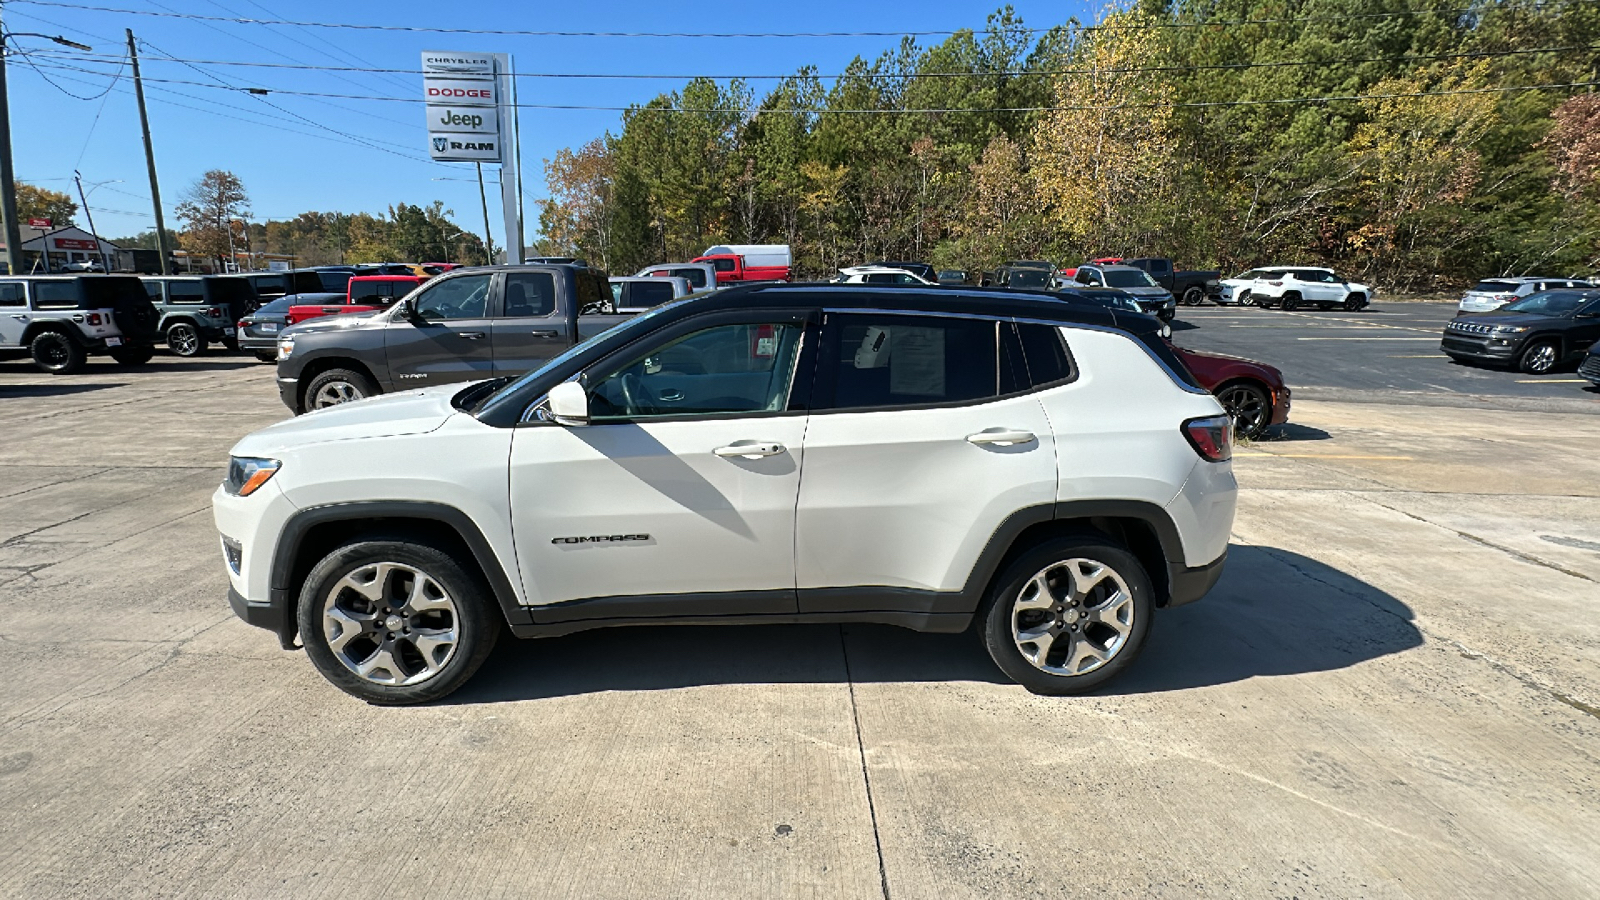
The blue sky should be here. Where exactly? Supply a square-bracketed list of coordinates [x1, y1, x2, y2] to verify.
[4, 0, 1094, 243]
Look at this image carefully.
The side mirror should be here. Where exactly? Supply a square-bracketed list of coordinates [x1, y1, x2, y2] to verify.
[548, 381, 589, 426]
[396, 298, 420, 322]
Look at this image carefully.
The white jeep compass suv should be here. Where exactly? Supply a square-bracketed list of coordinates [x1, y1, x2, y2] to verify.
[214, 285, 1237, 703]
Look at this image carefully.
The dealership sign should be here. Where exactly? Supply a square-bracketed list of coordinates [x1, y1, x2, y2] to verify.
[54, 238, 99, 250]
[423, 51, 503, 162]
[28, 217, 52, 228]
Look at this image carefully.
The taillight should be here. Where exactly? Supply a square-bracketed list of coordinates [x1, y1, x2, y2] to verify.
[1495, 294, 1517, 302]
[1183, 415, 1233, 462]
[86, 313, 103, 326]
[205, 306, 222, 317]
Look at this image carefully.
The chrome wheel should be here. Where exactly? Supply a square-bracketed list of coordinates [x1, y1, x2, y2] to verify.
[1239, 291, 1255, 307]
[1218, 383, 1269, 440]
[1522, 342, 1557, 374]
[312, 380, 363, 408]
[322, 562, 460, 686]
[1011, 559, 1134, 676]
[166, 323, 201, 356]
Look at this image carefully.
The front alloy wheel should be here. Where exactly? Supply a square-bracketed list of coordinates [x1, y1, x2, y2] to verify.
[982, 537, 1153, 695]
[1519, 340, 1559, 374]
[1217, 381, 1271, 440]
[298, 541, 500, 703]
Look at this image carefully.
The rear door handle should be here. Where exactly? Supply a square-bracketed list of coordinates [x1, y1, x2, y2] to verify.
[967, 429, 1036, 446]
[459, 331, 486, 340]
[714, 441, 786, 459]
[529, 329, 560, 337]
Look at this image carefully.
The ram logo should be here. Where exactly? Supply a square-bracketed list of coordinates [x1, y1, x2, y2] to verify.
[551, 534, 651, 545]
[432, 137, 448, 153]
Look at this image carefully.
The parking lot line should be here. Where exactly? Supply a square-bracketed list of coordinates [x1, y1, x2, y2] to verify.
[1515, 379, 1590, 384]
[1389, 355, 1446, 358]
[1236, 451, 1416, 460]
[1296, 337, 1440, 341]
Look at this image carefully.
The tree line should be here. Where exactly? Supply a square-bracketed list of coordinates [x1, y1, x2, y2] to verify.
[533, 0, 1600, 288]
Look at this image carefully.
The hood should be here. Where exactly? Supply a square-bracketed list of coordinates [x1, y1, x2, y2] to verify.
[231, 384, 463, 457]
[281, 310, 389, 337]
[1121, 286, 1171, 298]
[1455, 311, 1566, 328]
[283, 292, 347, 303]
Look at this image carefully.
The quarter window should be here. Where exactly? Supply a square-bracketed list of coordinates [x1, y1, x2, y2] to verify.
[817, 314, 999, 410]
[1017, 323, 1075, 387]
[0, 282, 24, 307]
[413, 273, 490, 320]
[586, 321, 804, 420]
[167, 281, 205, 303]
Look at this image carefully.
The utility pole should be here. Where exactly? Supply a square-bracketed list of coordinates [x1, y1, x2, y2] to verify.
[475, 162, 494, 264]
[127, 30, 172, 275]
[0, 16, 19, 275]
[72, 171, 109, 271]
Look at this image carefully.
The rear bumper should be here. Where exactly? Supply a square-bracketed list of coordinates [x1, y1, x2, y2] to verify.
[238, 333, 279, 352]
[1167, 550, 1227, 607]
[1270, 385, 1292, 425]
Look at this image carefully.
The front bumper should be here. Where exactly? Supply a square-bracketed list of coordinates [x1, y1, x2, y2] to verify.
[1271, 385, 1292, 425]
[214, 480, 301, 646]
[1578, 353, 1600, 384]
[228, 584, 294, 647]
[277, 376, 300, 412]
[1441, 335, 1518, 361]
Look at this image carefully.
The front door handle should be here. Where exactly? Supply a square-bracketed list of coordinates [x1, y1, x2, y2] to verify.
[529, 329, 560, 337]
[714, 441, 786, 459]
[659, 389, 684, 402]
[967, 429, 1037, 446]
[458, 331, 486, 340]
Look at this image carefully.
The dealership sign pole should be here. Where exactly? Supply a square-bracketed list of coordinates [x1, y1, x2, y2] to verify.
[422, 52, 521, 264]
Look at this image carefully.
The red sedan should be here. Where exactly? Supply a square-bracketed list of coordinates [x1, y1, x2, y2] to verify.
[1172, 345, 1291, 440]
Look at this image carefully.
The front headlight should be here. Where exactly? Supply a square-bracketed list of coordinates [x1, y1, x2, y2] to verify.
[277, 336, 295, 360]
[225, 457, 281, 496]
[1496, 326, 1529, 334]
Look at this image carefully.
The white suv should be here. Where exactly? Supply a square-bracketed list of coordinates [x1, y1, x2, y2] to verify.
[214, 286, 1237, 703]
[1249, 267, 1374, 311]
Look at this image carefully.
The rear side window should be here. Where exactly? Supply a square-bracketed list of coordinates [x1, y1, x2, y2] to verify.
[32, 282, 79, 309]
[211, 278, 258, 310]
[0, 282, 24, 306]
[817, 314, 998, 410]
[1472, 280, 1517, 292]
[627, 280, 676, 308]
[671, 268, 706, 288]
[503, 272, 555, 317]
[711, 258, 735, 272]
[168, 282, 205, 303]
[252, 274, 288, 295]
[82, 277, 148, 309]
[288, 272, 323, 294]
[576, 271, 607, 315]
[1017, 323, 1076, 387]
[318, 272, 353, 293]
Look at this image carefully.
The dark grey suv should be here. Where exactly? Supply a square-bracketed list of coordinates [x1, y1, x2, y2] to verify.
[141, 276, 259, 356]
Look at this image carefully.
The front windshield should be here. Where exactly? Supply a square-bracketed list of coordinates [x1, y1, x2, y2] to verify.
[1104, 269, 1158, 288]
[1501, 291, 1591, 316]
[473, 302, 682, 417]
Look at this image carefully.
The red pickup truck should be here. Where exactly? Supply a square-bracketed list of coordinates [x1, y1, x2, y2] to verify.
[285, 275, 423, 326]
[691, 244, 793, 284]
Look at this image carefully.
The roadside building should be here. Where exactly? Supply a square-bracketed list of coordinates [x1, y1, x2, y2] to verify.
[0, 224, 119, 273]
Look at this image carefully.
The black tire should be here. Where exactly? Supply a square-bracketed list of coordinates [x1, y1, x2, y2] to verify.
[1181, 287, 1204, 307]
[165, 321, 205, 357]
[297, 539, 502, 705]
[1217, 380, 1273, 440]
[303, 367, 379, 412]
[1518, 338, 1560, 375]
[109, 345, 155, 366]
[980, 535, 1155, 695]
[1238, 290, 1255, 308]
[222, 336, 240, 352]
[254, 351, 278, 363]
[29, 330, 87, 374]
[1281, 293, 1300, 311]
[1344, 293, 1366, 311]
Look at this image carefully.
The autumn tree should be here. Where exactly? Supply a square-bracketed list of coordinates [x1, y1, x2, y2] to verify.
[15, 182, 77, 226]
[538, 137, 618, 269]
[175, 170, 250, 268]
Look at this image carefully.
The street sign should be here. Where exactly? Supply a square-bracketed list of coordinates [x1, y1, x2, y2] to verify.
[28, 218, 52, 228]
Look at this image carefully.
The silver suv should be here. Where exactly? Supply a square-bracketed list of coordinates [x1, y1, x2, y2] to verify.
[0, 275, 160, 373]
[1460, 276, 1593, 314]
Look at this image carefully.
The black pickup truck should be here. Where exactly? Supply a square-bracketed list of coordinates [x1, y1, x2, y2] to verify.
[274, 264, 630, 413]
[1124, 258, 1222, 306]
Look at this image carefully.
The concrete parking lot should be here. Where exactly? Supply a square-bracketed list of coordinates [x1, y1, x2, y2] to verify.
[2, 310, 1598, 898]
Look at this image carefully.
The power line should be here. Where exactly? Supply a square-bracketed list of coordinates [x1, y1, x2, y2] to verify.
[32, 59, 1600, 112]
[31, 41, 1600, 82]
[4, 40, 122, 100]
[13, 0, 1578, 38]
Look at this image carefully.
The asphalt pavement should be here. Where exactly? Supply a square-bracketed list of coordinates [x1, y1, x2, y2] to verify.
[1171, 300, 1600, 413]
[1, 344, 1598, 898]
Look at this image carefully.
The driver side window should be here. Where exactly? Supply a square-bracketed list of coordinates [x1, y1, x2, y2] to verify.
[413, 274, 490, 320]
[585, 321, 804, 420]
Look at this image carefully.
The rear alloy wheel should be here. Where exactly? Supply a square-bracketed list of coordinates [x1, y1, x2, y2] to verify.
[1518, 339, 1560, 374]
[29, 330, 86, 374]
[981, 537, 1153, 695]
[165, 322, 204, 357]
[1217, 381, 1272, 440]
[1344, 293, 1367, 311]
[109, 345, 155, 366]
[298, 540, 500, 704]
[304, 367, 378, 410]
[1182, 287, 1204, 307]
[1281, 293, 1301, 311]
